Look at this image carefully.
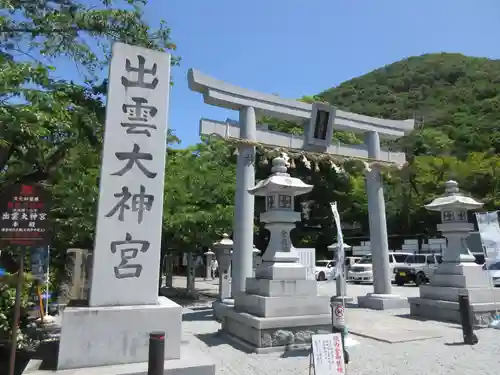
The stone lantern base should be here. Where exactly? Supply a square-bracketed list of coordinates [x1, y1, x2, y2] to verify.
[409, 263, 500, 325]
[215, 277, 333, 353]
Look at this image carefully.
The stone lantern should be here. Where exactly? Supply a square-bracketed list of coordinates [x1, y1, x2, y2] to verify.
[426, 180, 483, 263]
[204, 248, 215, 280]
[249, 154, 314, 279]
[215, 154, 333, 352]
[212, 233, 233, 305]
[409, 180, 500, 324]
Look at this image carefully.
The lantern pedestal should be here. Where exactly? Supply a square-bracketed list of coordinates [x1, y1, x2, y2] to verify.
[409, 180, 500, 325]
[409, 263, 500, 325]
[217, 276, 332, 353]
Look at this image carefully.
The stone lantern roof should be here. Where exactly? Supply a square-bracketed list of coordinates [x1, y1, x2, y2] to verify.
[213, 233, 233, 249]
[424, 180, 483, 212]
[248, 153, 313, 196]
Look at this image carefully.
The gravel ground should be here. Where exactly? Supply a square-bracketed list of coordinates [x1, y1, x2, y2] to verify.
[182, 304, 500, 375]
[174, 277, 500, 374]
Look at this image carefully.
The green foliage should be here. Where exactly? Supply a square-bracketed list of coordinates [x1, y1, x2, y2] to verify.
[163, 137, 236, 250]
[0, 0, 180, 302]
[318, 53, 500, 155]
[0, 271, 35, 348]
[257, 53, 500, 254]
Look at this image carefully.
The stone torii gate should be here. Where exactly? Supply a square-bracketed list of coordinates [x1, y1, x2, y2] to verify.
[188, 69, 415, 309]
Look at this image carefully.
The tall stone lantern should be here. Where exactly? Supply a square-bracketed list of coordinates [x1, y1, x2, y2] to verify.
[250, 154, 314, 279]
[215, 154, 333, 352]
[409, 180, 500, 324]
[213, 233, 233, 305]
[425, 180, 483, 263]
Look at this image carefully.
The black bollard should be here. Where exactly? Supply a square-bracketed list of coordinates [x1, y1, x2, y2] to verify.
[458, 294, 478, 345]
[148, 331, 165, 375]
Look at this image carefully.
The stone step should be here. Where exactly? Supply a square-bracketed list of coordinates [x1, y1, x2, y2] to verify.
[235, 294, 330, 318]
[245, 278, 318, 297]
[419, 285, 500, 304]
[430, 274, 490, 288]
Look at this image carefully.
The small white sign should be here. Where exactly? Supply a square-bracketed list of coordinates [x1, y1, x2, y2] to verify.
[311, 333, 346, 375]
[89, 42, 171, 307]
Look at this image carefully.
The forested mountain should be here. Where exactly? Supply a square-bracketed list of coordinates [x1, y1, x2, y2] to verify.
[263, 53, 500, 253]
[318, 53, 500, 157]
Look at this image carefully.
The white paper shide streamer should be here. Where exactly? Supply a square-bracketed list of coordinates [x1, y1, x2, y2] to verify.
[330, 202, 345, 277]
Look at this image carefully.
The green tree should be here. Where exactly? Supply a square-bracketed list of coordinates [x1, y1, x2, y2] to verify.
[163, 137, 236, 251]
[0, 0, 179, 305]
[0, 0, 179, 191]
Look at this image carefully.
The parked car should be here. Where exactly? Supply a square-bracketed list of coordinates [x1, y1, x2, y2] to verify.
[483, 261, 500, 287]
[394, 253, 442, 286]
[344, 256, 362, 271]
[347, 252, 412, 284]
[315, 260, 336, 281]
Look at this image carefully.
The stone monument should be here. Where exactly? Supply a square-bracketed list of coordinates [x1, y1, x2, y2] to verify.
[53, 42, 214, 375]
[188, 69, 415, 311]
[216, 154, 333, 352]
[409, 180, 500, 324]
[58, 248, 90, 305]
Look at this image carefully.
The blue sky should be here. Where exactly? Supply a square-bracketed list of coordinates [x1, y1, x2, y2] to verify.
[66, 0, 500, 147]
[156, 0, 500, 147]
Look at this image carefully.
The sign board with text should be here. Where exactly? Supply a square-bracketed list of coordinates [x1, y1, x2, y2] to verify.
[311, 333, 346, 375]
[0, 184, 50, 247]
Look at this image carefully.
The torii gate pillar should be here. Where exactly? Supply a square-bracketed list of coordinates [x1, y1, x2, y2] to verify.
[232, 107, 257, 299]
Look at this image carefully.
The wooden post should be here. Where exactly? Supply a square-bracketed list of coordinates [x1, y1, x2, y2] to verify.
[8, 247, 25, 375]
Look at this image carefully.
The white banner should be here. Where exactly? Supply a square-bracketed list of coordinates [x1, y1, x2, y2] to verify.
[330, 202, 345, 277]
[476, 211, 500, 261]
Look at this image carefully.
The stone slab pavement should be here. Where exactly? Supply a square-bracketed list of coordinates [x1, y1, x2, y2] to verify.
[182, 303, 500, 375]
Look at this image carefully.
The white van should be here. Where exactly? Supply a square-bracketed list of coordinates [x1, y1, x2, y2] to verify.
[347, 252, 412, 284]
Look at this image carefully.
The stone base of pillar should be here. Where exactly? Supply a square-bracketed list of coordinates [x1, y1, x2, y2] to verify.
[409, 262, 500, 325]
[215, 278, 333, 353]
[57, 297, 184, 370]
[357, 293, 409, 310]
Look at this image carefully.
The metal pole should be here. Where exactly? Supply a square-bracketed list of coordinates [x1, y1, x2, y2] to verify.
[45, 246, 50, 316]
[148, 331, 165, 375]
[8, 247, 25, 375]
[458, 294, 478, 345]
[330, 297, 349, 365]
